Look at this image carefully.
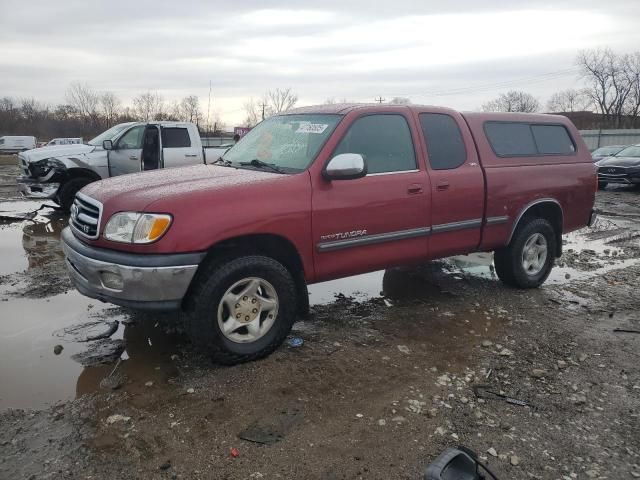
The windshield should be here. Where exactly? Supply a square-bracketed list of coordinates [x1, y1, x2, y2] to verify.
[222, 114, 342, 173]
[88, 123, 135, 146]
[593, 146, 624, 156]
[615, 145, 640, 158]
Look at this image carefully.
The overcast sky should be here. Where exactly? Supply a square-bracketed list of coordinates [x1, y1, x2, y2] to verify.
[1, 0, 639, 125]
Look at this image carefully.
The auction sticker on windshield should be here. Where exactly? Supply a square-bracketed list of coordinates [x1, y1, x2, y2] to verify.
[296, 123, 329, 134]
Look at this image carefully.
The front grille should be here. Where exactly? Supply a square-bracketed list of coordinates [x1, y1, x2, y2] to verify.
[599, 167, 624, 175]
[70, 193, 102, 240]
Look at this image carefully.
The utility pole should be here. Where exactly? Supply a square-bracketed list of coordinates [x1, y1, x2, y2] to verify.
[260, 102, 267, 120]
[375, 96, 386, 104]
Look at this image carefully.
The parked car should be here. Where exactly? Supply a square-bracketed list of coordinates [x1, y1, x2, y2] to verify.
[596, 144, 640, 188]
[17, 122, 223, 211]
[61, 104, 596, 364]
[591, 145, 626, 161]
[0, 136, 37, 153]
[46, 137, 83, 146]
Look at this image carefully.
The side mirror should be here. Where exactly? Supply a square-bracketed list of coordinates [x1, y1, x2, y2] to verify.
[103, 140, 113, 150]
[324, 153, 367, 180]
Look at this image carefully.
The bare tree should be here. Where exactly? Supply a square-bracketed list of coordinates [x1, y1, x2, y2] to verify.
[65, 82, 99, 123]
[180, 95, 202, 125]
[546, 89, 592, 112]
[482, 90, 540, 113]
[577, 48, 636, 127]
[623, 52, 640, 125]
[100, 92, 121, 128]
[20, 98, 41, 125]
[389, 97, 411, 105]
[266, 88, 298, 114]
[243, 97, 262, 127]
[132, 91, 165, 121]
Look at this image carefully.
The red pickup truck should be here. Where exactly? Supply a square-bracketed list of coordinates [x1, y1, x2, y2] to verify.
[61, 104, 597, 364]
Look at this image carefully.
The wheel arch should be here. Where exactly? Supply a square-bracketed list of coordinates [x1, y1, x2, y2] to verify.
[184, 233, 309, 315]
[508, 199, 564, 257]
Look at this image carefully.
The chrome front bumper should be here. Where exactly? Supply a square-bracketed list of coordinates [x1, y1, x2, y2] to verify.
[17, 176, 60, 199]
[61, 227, 205, 310]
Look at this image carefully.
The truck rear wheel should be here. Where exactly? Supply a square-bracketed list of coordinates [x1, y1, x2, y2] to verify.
[182, 255, 298, 365]
[57, 177, 93, 212]
[494, 218, 556, 289]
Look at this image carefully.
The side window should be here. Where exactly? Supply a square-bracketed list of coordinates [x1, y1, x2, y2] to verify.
[162, 128, 191, 148]
[333, 114, 416, 174]
[531, 125, 575, 154]
[116, 126, 144, 150]
[419, 113, 467, 170]
[484, 123, 537, 156]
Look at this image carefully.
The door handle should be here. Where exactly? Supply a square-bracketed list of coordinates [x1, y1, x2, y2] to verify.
[407, 183, 423, 194]
[436, 181, 450, 191]
[129, 156, 138, 160]
[185, 154, 198, 158]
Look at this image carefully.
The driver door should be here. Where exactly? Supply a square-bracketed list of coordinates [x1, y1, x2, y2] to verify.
[108, 125, 145, 176]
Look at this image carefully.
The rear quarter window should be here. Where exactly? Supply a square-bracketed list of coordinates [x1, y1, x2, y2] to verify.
[162, 128, 191, 148]
[531, 125, 575, 154]
[484, 122, 576, 157]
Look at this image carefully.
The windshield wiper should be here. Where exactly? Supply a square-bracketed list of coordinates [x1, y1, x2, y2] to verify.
[239, 159, 285, 174]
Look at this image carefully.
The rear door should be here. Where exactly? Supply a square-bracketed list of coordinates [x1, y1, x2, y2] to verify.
[108, 125, 145, 176]
[311, 112, 431, 281]
[161, 126, 202, 168]
[416, 111, 485, 258]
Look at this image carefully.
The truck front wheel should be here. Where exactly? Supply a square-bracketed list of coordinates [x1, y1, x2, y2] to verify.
[183, 255, 298, 365]
[494, 218, 557, 289]
[57, 177, 93, 212]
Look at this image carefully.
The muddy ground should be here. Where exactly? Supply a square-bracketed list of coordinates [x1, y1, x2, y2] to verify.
[0, 161, 639, 479]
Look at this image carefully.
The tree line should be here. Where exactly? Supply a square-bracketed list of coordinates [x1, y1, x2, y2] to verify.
[0, 84, 301, 141]
[0, 83, 223, 141]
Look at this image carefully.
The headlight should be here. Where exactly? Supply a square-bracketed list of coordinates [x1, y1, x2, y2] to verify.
[104, 212, 172, 244]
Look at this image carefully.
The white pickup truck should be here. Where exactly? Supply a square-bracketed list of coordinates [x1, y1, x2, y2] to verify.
[17, 121, 230, 211]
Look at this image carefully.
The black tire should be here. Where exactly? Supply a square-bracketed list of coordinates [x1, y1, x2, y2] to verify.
[598, 181, 607, 190]
[57, 177, 93, 212]
[182, 255, 298, 365]
[494, 218, 557, 289]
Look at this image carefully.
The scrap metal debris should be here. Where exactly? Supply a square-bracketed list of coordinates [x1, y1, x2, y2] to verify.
[0, 203, 59, 223]
[613, 328, 640, 334]
[472, 384, 535, 409]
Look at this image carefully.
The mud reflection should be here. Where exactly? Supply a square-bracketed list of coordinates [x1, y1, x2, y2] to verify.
[22, 214, 66, 269]
[76, 315, 183, 399]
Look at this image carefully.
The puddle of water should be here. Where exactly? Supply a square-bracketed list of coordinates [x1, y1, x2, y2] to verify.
[0, 226, 28, 275]
[0, 290, 117, 410]
[0, 211, 67, 277]
[0, 287, 184, 411]
[309, 271, 385, 304]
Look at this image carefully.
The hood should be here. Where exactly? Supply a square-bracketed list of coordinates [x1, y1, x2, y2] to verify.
[597, 156, 640, 168]
[20, 144, 96, 163]
[82, 164, 280, 212]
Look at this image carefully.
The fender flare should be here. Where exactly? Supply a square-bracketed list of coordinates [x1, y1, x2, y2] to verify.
[507, 198, 564, 255]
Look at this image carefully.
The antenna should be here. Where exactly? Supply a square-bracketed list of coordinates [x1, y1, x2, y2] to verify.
[206, 80, 212, 133]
